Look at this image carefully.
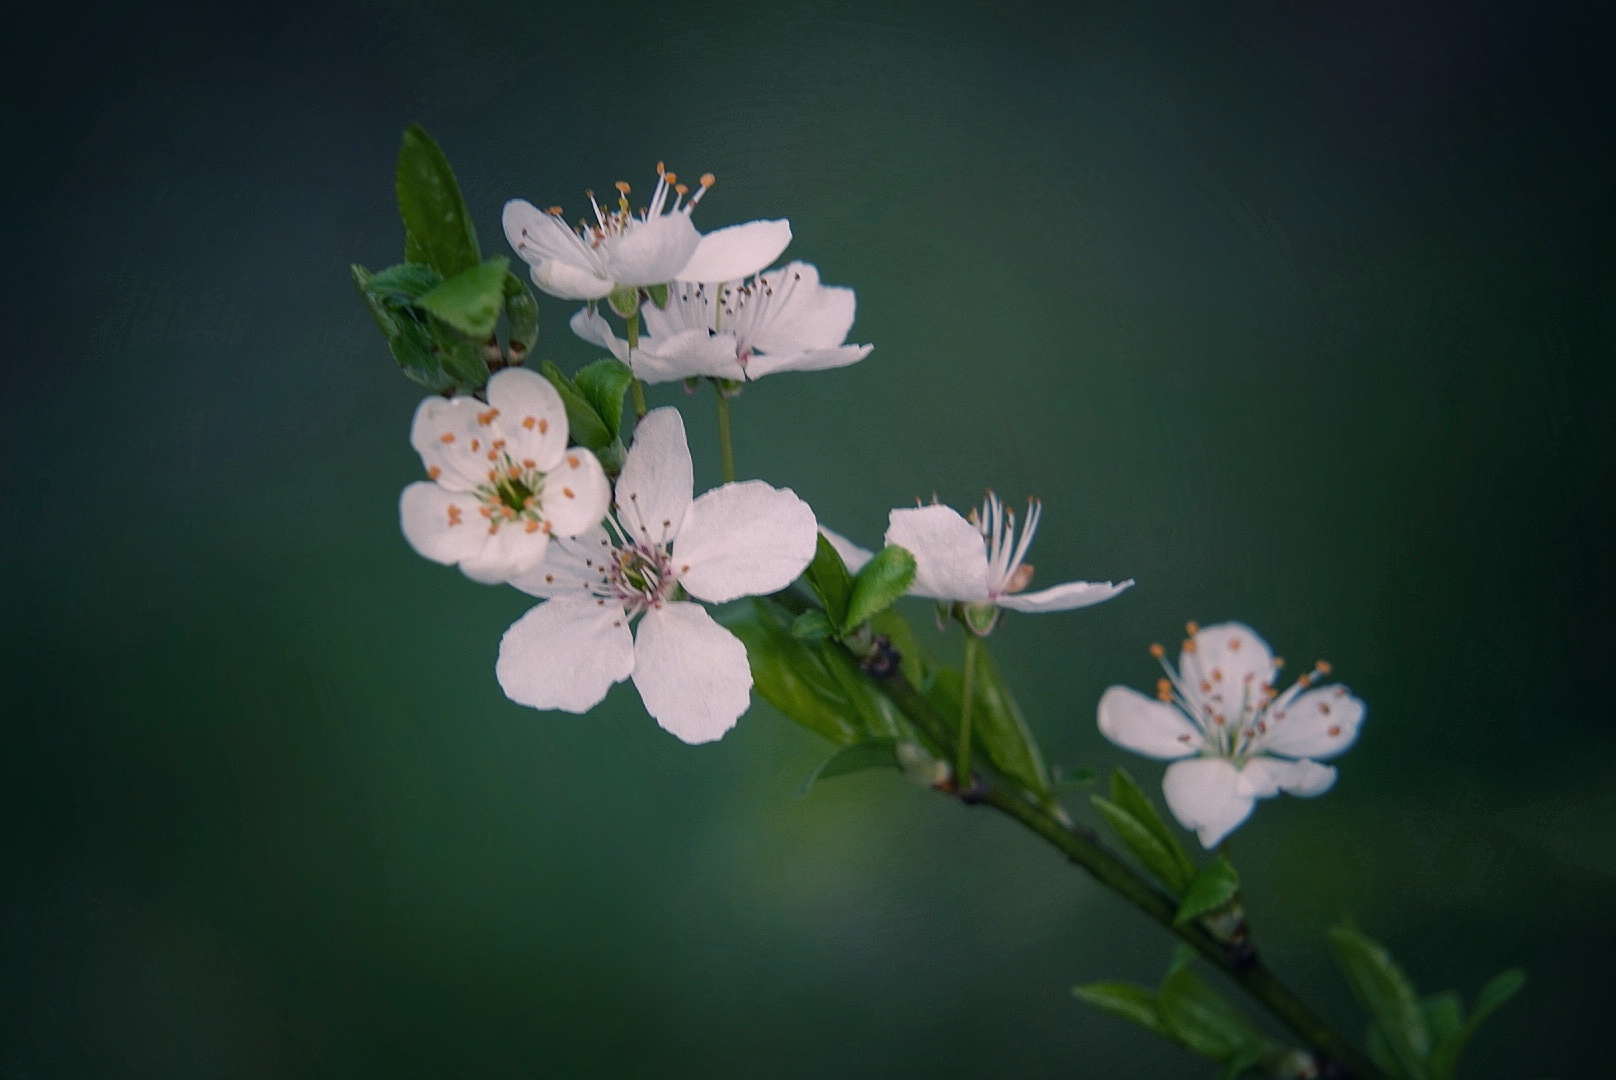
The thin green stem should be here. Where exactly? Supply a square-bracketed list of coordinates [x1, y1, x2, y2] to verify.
[715, 384, 735, 484]
[626, 310, 647, 420]
[957, 634, 978, 787]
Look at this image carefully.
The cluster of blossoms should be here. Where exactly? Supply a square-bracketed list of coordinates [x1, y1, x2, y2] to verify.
[396, 161, 1364, 845]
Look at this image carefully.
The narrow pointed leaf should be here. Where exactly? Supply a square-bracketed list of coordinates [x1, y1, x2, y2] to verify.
[967, 642, 1051, 799]
[362, 261, 443, 300]
[1327, 925, 1431, 1080]
[842, 545, 916, 632]
[1093, 796, 1195, 896]
[805, 533, 853, 627]
[539, 361, 611, 451]
[1111, 768, 1198, 892]
[1174, 858, 1241, 926]
[1428, 970, 1524, 1080]
[396, 124, 480, 277]
[352, 264, 401, 338]
[574, 358, 635, 442]
[1420, 992, 1464, 1051]
[798, 742, 898, 796]
[1072, 983, 1170, 1039]
[1157, 967, 1266, 1063]
[413, 257, 510, 338]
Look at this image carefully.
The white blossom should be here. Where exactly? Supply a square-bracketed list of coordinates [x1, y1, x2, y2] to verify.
[1097, 622, 1366, 847]
[884, 493, 1132, 632]
[503, 164, 790, 301]
[570, 261, 872, 384]
[399, 368, 610, 584]
[499, 408, 817, 743]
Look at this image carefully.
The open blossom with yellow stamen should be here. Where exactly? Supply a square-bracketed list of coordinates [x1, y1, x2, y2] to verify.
[1097, 621, 1366, 848]
[882, 492, 1132, 635]
[502, 163, 791, 301]
[498, 407, 817, 744]
[399, 368, 610, 584]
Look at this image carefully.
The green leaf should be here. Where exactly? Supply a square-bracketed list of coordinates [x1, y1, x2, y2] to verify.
[1217, 1041, 1271, 1080]
[413, 257, 510, 338]
[1327, 925, 1431, 1080]
[361, 261, 443, 301]
[1428, 970, 1524, 1080]
[805, 533, 854, 628]
[574, 358, 635, 442]
[385, 312, 457, 393]
[1054, 765, 1098, 788]
[645, 282, 670, 309]
[1174, 858, 1241, 926]
[1092, 797, 1193, 897]
[404, 227, 430, 265]
[1421, 992, 1464, 1051]
[1110, 769, 1198, 893]
[718, 599, 911, 747]
[842, 544, 916, 632]
[395, 124, 480, 277]
[791, 610, 835, 642]
[351, 264, 402, 339]
[966, 642, 1051, 799]
[1072, 983, 1170, 1039]
[539, 362, 612, 451]
[502, 270, 539, 361]
[798, 742, 898, 795]
[1157, 967, 1265, 1063]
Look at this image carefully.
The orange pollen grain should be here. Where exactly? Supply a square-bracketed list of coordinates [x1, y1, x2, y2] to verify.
[539, 418, 549, 434]
[446, 505, 462, 525]
[1186, 620, 1200, 635]
[562, 487, 575, 499]
[1319, 702, 1332, 715]
[1148, 643, 1165, 659]
[427, 466, 441, 480]
[1316, 660, 1333, 675]
[478, 408, 499, 426]
[1182, 639, 1196, 653]
[440, 432, 455, 444]
[1156, 678, 1172, 701]
[522, 416, 536, 430]
[1229, 638, 1242, 651]
[487, 523, 498, 535]
[700, 172, 715, 187]
[471, 439, 480, 452]
[523, 459, 537, 469]
[525, 520, 540, 533]
[508, 466, 522, 478]
[1327, 725, 1342, 737]
[615, 180, 631, 194]
[567, 454, 579, 468]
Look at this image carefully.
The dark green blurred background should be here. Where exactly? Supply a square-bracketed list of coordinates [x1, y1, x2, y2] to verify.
[3, 1, 1611, 1076]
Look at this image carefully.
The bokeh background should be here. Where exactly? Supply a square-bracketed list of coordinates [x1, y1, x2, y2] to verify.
[4, 0, 1611, 1076]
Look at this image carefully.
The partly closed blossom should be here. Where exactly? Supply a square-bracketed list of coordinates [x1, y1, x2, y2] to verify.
[1097, 621, 1366, 847]
[400, 368, 610, 584]
[884, 493, 1132, 633]
[571, 261, 872, 384]
[503, 164, 791, 301]
[499, 408, 817, 743]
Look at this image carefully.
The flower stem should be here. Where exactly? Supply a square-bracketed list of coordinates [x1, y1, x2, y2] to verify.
[715, 384, 736, 484]
[626, 310, 647, 420]
[957, 634, 978, 787]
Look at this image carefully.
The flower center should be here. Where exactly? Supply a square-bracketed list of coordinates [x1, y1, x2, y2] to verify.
[597, 516, 680, 614]
[547, 163, 714, 245]
[472, 441, 548, 535]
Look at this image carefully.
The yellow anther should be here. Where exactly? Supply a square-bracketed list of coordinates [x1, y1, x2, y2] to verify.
[699, 172, 715, 187]
[1186, 620, 1200, 636]
[525, 520, 540, 533]
[1156, 678, 1172, 702]
[440, 432, 455, 444]
[1316, 660, 1333, 675]
[663, 171, 676, 185]
[477, 407, 499, 425]
[675, 183, 688, 196]
[567, 454, 579, 468]
[546, 206, 564, 216]
[1148, 643, 1165, 659]
[562, 487, 575, 499]
[427, 466, 441, 480]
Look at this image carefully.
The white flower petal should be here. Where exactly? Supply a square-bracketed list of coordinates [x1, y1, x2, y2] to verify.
[615, 407, 693, 547]
[1236, 757, 1337, 799]
[676, 219, 792, 284]
[745, 344, 873, 379]
[532, 259, 615, 301]
[486, 367, 569, 471]
[399, 482, 486, 567]
[497, 595, 635, 713]
[819, 527, 874, 574]
[1181, 622, 1277, 705]
[459, 519, 551, 584]
[748, 263, 855, 353]
[884, 504, 990, 602]
[568, 308, 632, 364]
[1258, 686, 1365, 760]
[675, 481, 818, 604]
[632, 601, 753, 743]
[539, 448, 611, 537]
[603, 212, 701, 287]
[633, 328, 747, 383]
[410, 395, 490, 491]
[504, 199, 595, 273]
[1097, 686, 1202, 760]
[509, 528, 612, 599]
[1162, 758, 1256, 848]
[998, 578, 1134, 613]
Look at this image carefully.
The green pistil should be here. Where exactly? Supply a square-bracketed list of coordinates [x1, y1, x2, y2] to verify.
[495, 473, 536, 513]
